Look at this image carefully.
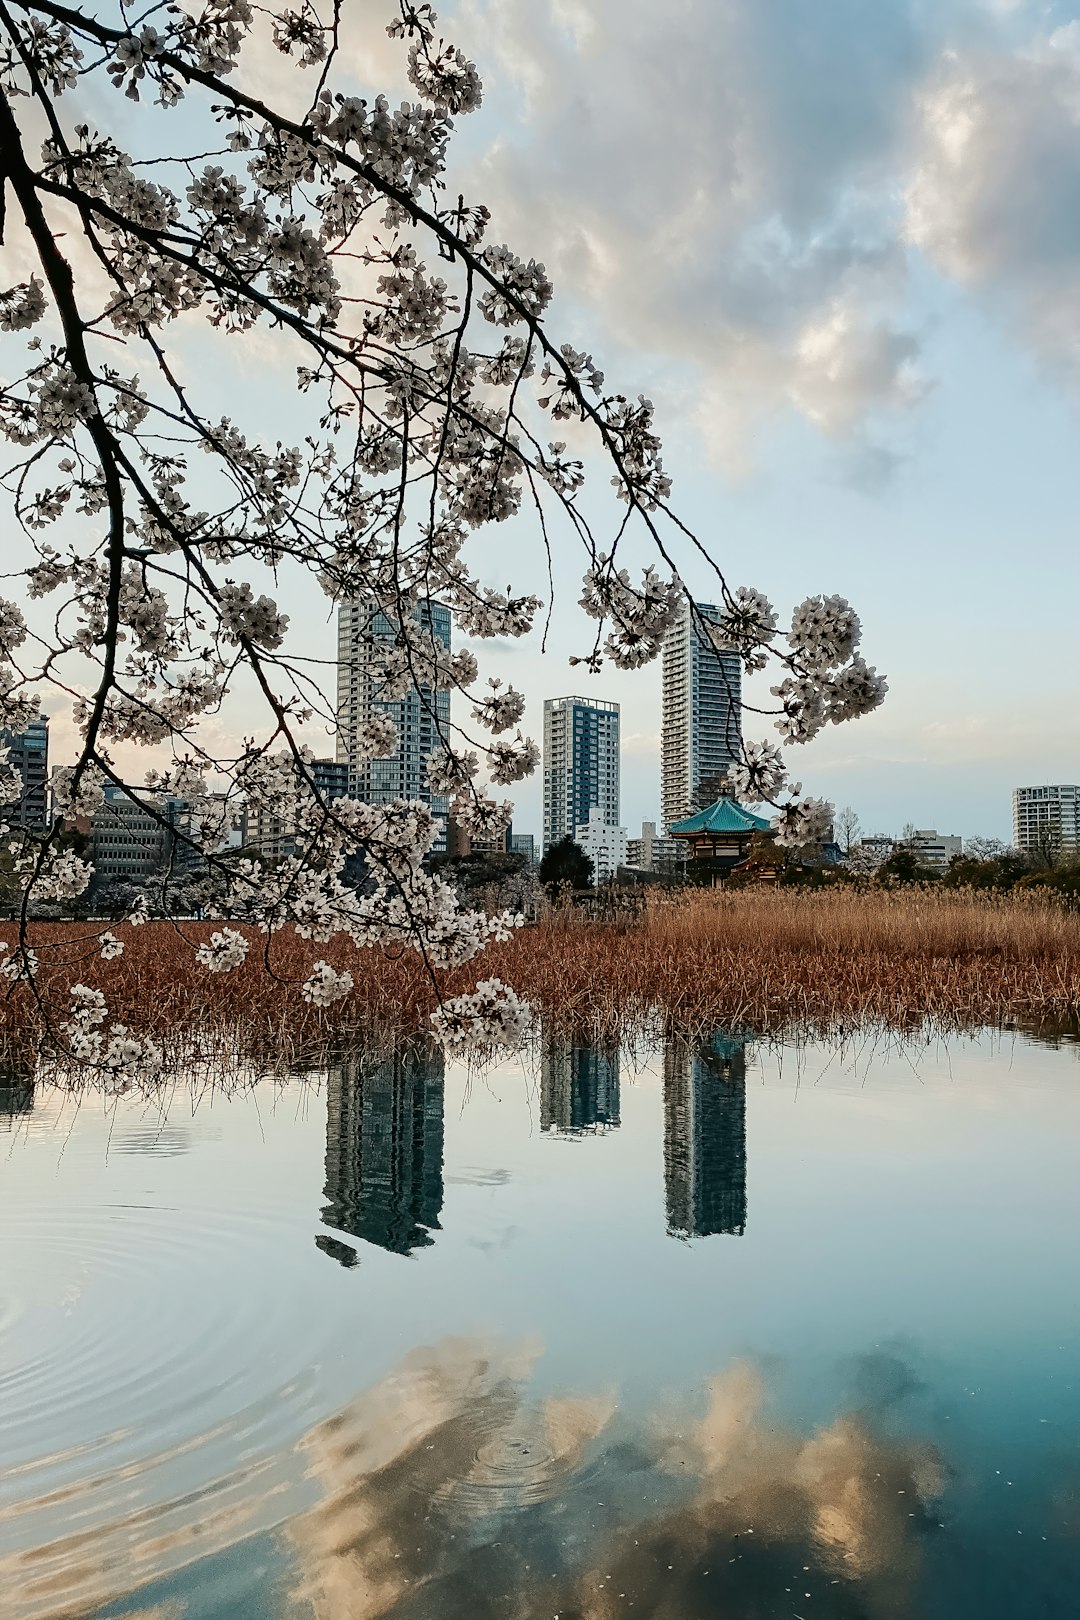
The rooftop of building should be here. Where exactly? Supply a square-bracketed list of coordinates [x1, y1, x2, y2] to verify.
[669, 797, 772, 837]
[543, 695, 620, 713]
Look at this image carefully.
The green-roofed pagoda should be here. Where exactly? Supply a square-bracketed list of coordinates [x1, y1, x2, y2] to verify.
[668, 795, 774, 883]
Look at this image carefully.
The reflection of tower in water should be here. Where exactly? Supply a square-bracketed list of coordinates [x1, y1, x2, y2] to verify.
[0, 1070, 34, 1130]
[541, 1037, 620, 1134]
[318, 1044, 445, 1263]
[663, 1031, 747, 1238]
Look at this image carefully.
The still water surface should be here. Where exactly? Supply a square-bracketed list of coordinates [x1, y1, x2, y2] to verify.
[1, 1029, 1078, 1618]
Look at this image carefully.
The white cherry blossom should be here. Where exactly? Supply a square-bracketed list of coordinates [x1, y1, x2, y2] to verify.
[0, 0, 887, 1056]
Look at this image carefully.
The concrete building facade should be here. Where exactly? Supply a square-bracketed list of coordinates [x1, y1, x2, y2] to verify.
[661, 599, 742, 833]
[575, 807, 628, 885]
[542, 695, 620, 851]
[910, 829, 963, 871]
[626, 819, 684, 874]
[90, 785, 189, 881]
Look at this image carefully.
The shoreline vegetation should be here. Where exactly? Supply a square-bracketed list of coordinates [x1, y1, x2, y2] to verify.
[3, 887, 1080, 1075]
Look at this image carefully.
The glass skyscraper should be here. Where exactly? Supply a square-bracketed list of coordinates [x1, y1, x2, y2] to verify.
[336, 599, 452, 850]
[660, 598, 742, 832]
[542, 695, 620, 852]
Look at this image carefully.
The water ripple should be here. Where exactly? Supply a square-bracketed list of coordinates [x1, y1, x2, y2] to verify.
[0, 1196, 334, 1620]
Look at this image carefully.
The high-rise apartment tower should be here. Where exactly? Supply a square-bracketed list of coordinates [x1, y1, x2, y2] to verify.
[336, 600, 452, 851]
[1012, 785, 1080, 857]
[542, 696, 620, 852]
[661, 599, 742, 833]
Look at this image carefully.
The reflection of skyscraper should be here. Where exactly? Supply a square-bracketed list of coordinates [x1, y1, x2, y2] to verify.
[663, 1031, 747, 1237]
[0, 1072, 34, 1129]
[541, 1038, 620, 1134]
[319, 1044, 445, 1262]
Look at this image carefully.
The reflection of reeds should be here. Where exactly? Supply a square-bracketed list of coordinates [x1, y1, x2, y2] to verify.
[3, 885, 1080, 1066]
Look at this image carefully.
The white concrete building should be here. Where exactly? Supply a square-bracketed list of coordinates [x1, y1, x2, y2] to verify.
[1012, 785, 1080, 857]
[911, 829, 963, 871]
[626, 819, 684, 873]
[543, 696, 620, 851]
[661, 598, 742, 833]
[90, 785, 191, 881]
[575, 808, 628, 885]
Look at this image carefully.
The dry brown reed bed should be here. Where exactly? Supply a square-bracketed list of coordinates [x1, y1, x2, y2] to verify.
[1, 885, 1079, 1069]
[491, 885, 1080, 1042]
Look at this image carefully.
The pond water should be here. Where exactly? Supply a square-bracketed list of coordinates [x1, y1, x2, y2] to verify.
[1, 1028, 1079, 1619]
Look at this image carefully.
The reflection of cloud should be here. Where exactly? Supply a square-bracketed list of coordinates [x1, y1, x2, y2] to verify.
[2, 1336, 944, 1620]
[567, 1360, 942, 1620]
[289, 1339, 944, 1620]
[111, 1605, 186, 1620]
[289, 1337, 556, 1620]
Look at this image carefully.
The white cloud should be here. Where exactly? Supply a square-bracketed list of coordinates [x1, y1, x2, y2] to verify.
[906, 29, 1080, 376]
[449, 0, 936, 471]
[431, 1, 1080, 469]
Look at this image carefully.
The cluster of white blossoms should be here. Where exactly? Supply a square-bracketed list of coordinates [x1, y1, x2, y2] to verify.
[471, 680, 525, 736]
[195, 927, 250, 972]
[486, 734, 540, 785]
[0, 276, 47, 331]
[11, 846, 93, 903]
[770, 592, 888, 746]
[579, 558, 682, 671]
[429, 978, 532, 1057]
[300, 960, 354, 1006]
[426, 747, 478, 798]
[217, 583, 290, 650]
[0, 2, 890, 1062]
[707, 588, 778, 673]
[728, 741, 788, 806]
[58, 982, 163, 1080]
[771, 794, 836, 850]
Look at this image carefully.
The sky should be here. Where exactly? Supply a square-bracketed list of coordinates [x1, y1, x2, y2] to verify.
[422, 0, 1080, 843]
[14, 0, 1080, 845]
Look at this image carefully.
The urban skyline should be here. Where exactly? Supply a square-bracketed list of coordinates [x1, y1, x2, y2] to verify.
[12, 703, 1075, 891]
[8, 596, 1074, 872]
